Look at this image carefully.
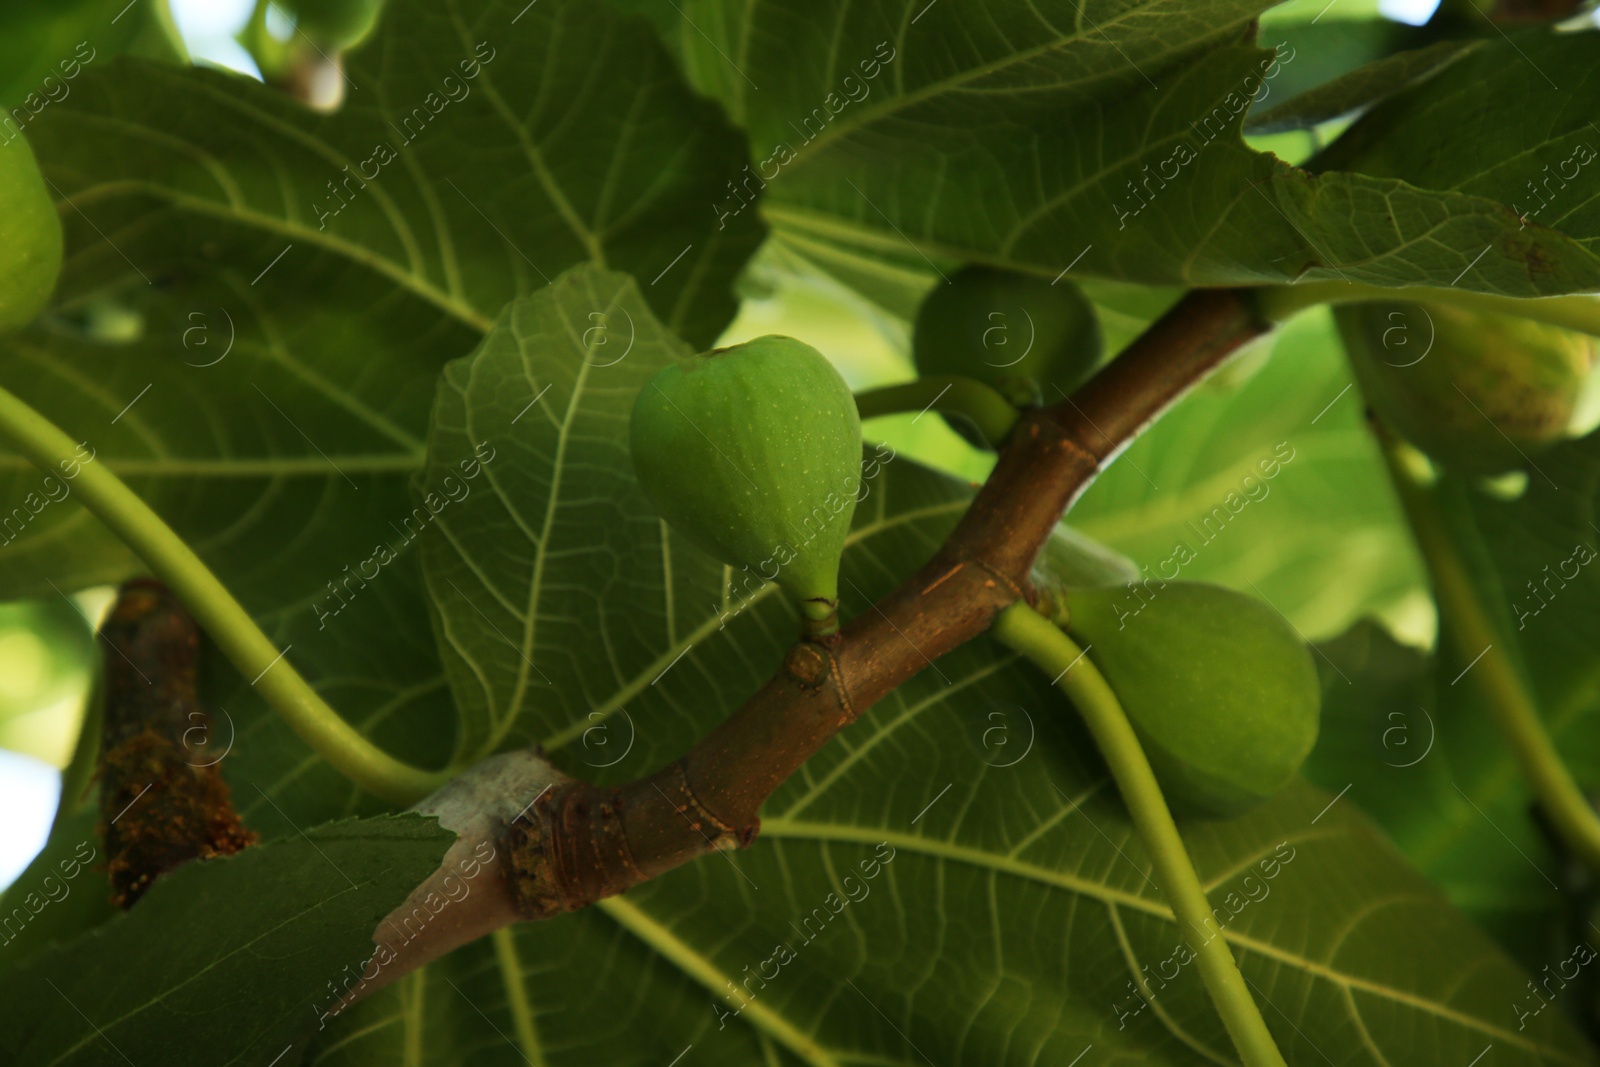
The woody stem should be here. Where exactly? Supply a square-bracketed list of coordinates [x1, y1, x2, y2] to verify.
[344, 289, 1271, 1000]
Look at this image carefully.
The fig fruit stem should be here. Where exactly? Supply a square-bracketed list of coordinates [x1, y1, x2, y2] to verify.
[854, 375, 1021, 448]
[1253, 280, 1600, 338]
[0, 383, 448, 804]
[1375, 425, 1600, 876]
[991, 601, 1289, 1067]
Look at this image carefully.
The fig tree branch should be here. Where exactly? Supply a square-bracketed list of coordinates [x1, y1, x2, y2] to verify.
[96, 579, 256, 908]
[513, 286, 1267, 906]
[0, 288, 1269, 1015]
[356, 287, 1271, 1004]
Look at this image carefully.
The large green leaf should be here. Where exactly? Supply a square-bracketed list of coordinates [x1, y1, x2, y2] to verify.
[1315, 31, 1600, 247]
[316, 778, 1599, 1065]
[628, 0, 1600, 296]
[0, 0, 762, 807]
[416, 266, 705, 761]
[0, 814, 452, 1066]
[0, 0, 759, 604]
[415, 264, 969, 767]
[349, 263, 1597, 1065]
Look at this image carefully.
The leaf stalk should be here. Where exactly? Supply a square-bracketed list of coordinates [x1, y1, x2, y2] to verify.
[855, 374, 1021, 448]
[1255, 281, 1600, 337]
[0, 384, 448, 803]
[1375, 426, 1600, 876]
[991, 601, 1288, 1067]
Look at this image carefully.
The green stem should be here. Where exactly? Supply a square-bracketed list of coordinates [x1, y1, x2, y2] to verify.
[1253, 281, 1600, 337]
[855, 375, 1021, 448]
[991, 602, 1287, 1067]
[1375, 430, 1600, 875]
[0, 384, 447, 804]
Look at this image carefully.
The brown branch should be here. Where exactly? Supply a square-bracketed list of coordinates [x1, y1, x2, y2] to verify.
[98, 580, 255, 908]
[345, 287, 1267, 1013]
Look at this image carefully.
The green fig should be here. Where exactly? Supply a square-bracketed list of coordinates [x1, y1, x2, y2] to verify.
[1062, 581, 1320, 817]
[913, 265, 1102, 445]
[630, 335, 862, 627]
[0, 134, 63, 334]
[289, 0, 384, 48]
[1336, 301, 1599, 475]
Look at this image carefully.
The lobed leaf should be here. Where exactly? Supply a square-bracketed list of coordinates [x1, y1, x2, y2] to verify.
[1314, 31, 1600, 249]
[0, 0, 763, 808]
[628, 0, 1600, 296]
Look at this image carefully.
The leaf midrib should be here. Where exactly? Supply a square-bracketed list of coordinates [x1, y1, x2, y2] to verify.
[597, 896, 844, 1067]
[442, 1, 608, 267]
[492, 929, 549, 1067]
[492, 301, 607, 752]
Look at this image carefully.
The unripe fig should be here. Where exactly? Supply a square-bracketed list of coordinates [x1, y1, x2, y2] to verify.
[0, 135, 63, 334]
[913, 266, 1101, 444]
[1062, 581, 1320, 817]
[1336, 301, 1599, 475]
[289, 0, 383, 48]
[630, 335, 862, 626]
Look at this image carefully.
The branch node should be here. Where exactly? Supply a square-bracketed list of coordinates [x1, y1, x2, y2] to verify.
[971, 560, 1026, 601]
[673, 761, 740, 839]
[826, 645, 859, 725]
[783, 642, 832, 687]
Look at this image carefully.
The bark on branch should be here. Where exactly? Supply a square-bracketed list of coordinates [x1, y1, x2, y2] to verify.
[360, 287, 1269, 1003]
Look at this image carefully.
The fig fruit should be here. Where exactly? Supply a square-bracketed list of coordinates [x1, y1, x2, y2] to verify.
[913, 265, 1101, 444]
[1336, 301, 1599, 475]
[630, 335, 862, 626]
[0, 135, 63, 334]
[1062, 581, 1320, 817]
[289, 0, 383, 48]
